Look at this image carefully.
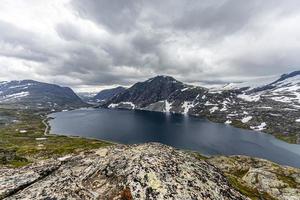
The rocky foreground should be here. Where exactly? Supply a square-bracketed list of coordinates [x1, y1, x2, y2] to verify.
[0, 143, 299, 200]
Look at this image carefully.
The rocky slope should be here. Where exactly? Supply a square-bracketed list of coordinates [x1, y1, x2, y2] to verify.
[209, 156, 300, 200]
[103, 73, 300, 143]
[0, 80, 86, 110]
[0, 143, 247, 200]
[1, 143, 299, 200]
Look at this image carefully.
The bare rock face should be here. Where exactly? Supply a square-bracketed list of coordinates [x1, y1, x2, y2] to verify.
[209, 156, 300, 200]
[0, 143, 247, 200]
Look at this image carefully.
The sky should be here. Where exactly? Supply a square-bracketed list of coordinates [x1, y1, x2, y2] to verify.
[0, 0, 300, 92]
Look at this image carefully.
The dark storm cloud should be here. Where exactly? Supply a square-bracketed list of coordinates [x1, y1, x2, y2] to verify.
[0, 0, 300, 91]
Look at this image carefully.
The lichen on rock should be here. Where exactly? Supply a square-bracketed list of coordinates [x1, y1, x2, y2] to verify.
[0, 143, 247, 200]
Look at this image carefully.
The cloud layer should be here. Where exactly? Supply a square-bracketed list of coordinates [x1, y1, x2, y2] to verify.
[0, 0, 300, 91]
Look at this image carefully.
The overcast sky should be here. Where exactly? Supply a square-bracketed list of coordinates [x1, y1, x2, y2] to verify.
[0, 0, 300, 92]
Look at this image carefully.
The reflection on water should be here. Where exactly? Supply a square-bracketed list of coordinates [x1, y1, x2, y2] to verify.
[49, 108, 300, 168]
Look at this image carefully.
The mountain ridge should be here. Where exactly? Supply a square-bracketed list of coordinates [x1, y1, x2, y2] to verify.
[0, 80, 86, 110]
[92, 86, 126, 102]
[104, 71, 300, 143]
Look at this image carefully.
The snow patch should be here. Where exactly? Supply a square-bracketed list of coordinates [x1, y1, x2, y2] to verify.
[182, 101, 194, 114]
[241, 116, 252, 123]
[225, 120, 232, 124]
[181, 87, 189, 92]
[121, 102, 136, 109]
[205, 101, 217, 106]
[209, 106, 219, 113]
[251, 122, 267, 131]
[108, 103, 119, 108]
[0, 91, 30, 102]
[237, 93, 260, 102]
[165, 100, 172, 112]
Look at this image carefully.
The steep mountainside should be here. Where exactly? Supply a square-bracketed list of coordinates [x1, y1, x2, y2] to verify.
[104, 72, 300, 143]
[0, 80, 86, 110]
[92, 86, 126, 102]
[108, 76, 188, 108]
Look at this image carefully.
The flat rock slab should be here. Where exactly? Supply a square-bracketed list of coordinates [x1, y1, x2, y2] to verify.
[0, 143, 247, 200]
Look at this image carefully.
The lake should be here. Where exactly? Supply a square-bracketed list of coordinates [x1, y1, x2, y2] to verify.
[49, 108, 300, 168]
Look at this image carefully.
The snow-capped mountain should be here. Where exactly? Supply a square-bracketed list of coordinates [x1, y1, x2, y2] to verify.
[0, 80, 86, 110]
[104, 72, 300, 143]
[236, 71, 300, 108]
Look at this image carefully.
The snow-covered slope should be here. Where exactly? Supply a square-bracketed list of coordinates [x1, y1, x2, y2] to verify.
[260, 71, 300, 106]
[0, 80, 86, 109]
[212, 75, 280, 91]
[237, 71, 300, 107]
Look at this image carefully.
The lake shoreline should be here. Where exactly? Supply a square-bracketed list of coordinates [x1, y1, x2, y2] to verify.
[104, 106, 300, 144]
[49, 108, 300, 168]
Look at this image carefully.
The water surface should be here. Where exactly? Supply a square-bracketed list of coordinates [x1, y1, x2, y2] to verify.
[49, 108, 300, 167]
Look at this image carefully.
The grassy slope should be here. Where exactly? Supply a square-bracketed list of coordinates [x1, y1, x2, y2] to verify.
[0, 108, 112, 167]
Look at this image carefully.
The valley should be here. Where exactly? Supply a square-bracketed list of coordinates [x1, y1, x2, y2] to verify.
[0, 72, 299, 199]
[0, 107, 111, 168]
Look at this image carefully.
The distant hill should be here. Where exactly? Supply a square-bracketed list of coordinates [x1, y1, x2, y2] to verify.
[92, 86, 126, 102]
[0, 80, 86, 110]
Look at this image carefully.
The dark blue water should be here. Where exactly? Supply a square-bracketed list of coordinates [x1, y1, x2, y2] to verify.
[49, 108, 300, 168]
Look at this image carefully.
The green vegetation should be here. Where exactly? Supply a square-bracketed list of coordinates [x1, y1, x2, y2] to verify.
[190, 152, 209, 160]
[273, 133, 298, 144]
[229, 169, 249, 178]
[226, 175, 276, 200]
[230, 119, 250, 129]
[275, 170, 298, 188]
[0, 108, 112, 168]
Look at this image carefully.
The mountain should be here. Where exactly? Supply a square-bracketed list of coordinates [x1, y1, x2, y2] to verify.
[92, 86, 126, 102]
[247, 71, 300, 105]
[108, 76, 186, 107]
[105, 75, 208, 111]
[104, 72, 300, 143]
[0, 80, 86, 110]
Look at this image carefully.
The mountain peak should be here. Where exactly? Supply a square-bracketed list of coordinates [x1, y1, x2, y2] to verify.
[146, 75, 180, 83]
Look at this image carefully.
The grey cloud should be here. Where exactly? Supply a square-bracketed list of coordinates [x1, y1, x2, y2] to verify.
[71, 0, 140, 32]
[0, 20, 51, 62]
[1, 0, 300, 91]
[231, 51, 300, 77]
